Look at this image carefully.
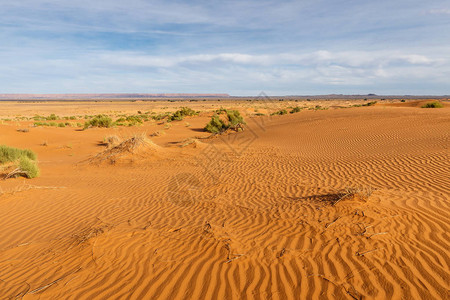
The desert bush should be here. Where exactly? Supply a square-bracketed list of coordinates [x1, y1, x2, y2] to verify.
[0, 145, 39, 178]
[169, 107, 198, 121]
[46, 114, 59, 120]
[290, 106, 302, 113]
[0, 145, 36, 164]
[204, 115, 227, 133]
[18, 157, 40, 178]
[33, 115, 46, 121]
[227, 110, 245, 129]
[421, 101, 443, 108]
[309, 105, 328, 110]
[215, 108, 228, 114]
[152, 112, 171, 121]
[204, 110, 245, 134]
[271, 109, 288, 115]
[58, 123, 66, 127]
[126, 115, 144, 125]
[103, 135, 121, 148]
[362, 101, 377, 107]
[84, 115, 113, 129]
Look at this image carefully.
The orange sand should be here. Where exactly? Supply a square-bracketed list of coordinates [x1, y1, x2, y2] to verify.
[0, 100, 449, 299]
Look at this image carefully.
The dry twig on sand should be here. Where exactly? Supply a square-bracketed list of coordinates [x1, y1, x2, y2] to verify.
[355, 248, 384, 257]
[325, 216, 341, 228]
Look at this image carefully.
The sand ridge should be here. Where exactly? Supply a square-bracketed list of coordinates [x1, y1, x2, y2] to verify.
[0, 102, 449, 299]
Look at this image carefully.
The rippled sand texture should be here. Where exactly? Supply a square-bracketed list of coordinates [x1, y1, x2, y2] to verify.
[0, 103, 449, 299]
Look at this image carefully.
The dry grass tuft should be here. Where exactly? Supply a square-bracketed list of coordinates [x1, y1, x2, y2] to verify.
[89, 133, 158, 164]
[333, 185, 374, 206]
[102, 135, 122, 148]
[296, 185, 374, 206]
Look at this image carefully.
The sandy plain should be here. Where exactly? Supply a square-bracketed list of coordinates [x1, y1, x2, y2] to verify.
[0, 99, 449, 299]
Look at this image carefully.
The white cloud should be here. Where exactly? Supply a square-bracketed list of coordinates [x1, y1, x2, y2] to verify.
[428, 8, 450, 15]
[99, 50, 443, 69]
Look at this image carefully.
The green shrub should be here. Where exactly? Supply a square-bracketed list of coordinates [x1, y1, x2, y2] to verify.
[204, 110, 245, 133]
[362, 101, 377, 107]
[271, 109, 288, 115]
[215, 108, 228, 114]
[227, 110, 245, 129]
[0, 145, 36, 164]
[46, 114, 59, 120]
[169, 107, 198, 121]
[152, 112, 171, 121]
[0, 145, 39, 179]
[204, 115, 227, 133]
[18, 157, 40, 178]
[311, 105, 328, 110]
[421, 101, 443, 108]
[84, 115, 113, 129]
[58, 123, 66, 127]
[126, 115, 144, 125]
[290, 106, 302, 113]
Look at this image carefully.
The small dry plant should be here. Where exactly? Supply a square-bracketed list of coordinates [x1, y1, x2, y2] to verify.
[89, 133, 157, 164]
[333, 185, 374, 206]
[102, 135, 121, 148]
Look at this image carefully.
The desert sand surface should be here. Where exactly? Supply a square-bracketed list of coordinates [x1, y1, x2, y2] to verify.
[0, 100, 449, 299]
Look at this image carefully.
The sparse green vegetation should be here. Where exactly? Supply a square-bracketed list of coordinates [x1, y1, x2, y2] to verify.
[84, 115, 113, 129]
[290, 106, 302, 114]
[0, 145, 36, 164]
[124, 115, 144, 126]
[363, 101, 377, 106]
[310, 105, 328, 110]
[169, 107, 198, 121]
[204, 109, 245, 134]
[226, 110, 245, 130]
[46, 114, 59, 120]
[0, 145, 39, 179]
[204, 115, 227, 134]
[18, 157, 40, 178]
[421, 101, 443, 108]
[271, 109, 288, 116]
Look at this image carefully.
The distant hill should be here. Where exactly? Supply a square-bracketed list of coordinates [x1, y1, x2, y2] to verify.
[0, 93, 230, 100]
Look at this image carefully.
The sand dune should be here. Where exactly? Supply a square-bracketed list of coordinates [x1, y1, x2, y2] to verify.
[0, 102, 449, 299]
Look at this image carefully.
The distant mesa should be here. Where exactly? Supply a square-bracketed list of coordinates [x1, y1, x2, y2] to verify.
[0, 93, 230, 100]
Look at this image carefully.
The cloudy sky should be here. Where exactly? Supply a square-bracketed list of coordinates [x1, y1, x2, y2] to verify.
[1, 0, 449, 95]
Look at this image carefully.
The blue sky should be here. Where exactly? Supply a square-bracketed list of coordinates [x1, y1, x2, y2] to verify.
[1, 0, 449, 95]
